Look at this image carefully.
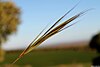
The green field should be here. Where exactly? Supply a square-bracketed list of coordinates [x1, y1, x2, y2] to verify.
[0, 50, 97, 67]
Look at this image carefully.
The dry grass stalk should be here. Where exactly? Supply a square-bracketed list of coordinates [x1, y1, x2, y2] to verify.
[12, 4, 92, 64]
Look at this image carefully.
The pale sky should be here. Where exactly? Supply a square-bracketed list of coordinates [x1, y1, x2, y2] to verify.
[2, 0, 100, 50]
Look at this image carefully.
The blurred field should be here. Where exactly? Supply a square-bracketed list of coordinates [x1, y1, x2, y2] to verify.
[0, 49, 97, 67]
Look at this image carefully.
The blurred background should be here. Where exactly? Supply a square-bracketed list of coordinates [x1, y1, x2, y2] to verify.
[0, 0, 100, 67]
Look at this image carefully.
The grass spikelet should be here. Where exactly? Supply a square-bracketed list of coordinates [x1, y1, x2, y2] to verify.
[12, 4, 92, 64]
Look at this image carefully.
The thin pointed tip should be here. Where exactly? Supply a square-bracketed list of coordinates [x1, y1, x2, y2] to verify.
[12, 53, 24, 64]
[12, 57, 20, 65]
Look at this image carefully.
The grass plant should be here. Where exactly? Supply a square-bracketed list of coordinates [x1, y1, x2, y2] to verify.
[12, 3, 92, 64]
